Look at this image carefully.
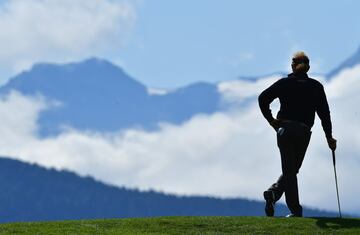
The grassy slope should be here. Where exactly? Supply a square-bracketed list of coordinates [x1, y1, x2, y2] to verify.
[0, 216, 359, 235]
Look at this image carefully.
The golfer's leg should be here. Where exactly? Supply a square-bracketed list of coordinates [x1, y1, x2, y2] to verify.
[268, 175, 285, 202]
[294, 130, 311, 173]
[277, 125, 302, 215]
[284, 126, 311, 215]
[285, 128, 311, 215]
[284, 174, 302, 215]
[280, 158, 302, 215]
[266, 127, 290, 202]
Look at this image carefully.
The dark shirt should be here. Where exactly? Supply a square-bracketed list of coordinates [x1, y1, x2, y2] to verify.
[258, 72, 332, 138]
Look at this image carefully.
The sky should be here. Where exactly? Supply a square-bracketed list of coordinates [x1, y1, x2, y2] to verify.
[0, 0, 360, 87]
[121, 0, 360, 87]
[0, 0, 360, 215]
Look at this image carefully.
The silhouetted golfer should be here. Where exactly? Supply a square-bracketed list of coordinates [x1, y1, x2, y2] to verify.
[258, 51, 337, 217]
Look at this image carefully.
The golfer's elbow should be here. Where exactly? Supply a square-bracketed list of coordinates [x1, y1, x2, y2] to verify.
[258, 92, 267, 108]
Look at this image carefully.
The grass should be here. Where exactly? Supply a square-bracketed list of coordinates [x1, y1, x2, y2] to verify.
[0, 216, 359, 234]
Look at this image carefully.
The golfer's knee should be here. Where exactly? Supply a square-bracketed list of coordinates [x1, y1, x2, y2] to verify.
[283, 172, 297, 178]
[282, 173, 297, 183]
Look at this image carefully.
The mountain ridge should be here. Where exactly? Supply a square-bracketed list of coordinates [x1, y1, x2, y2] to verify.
[327, 46, 360, 78]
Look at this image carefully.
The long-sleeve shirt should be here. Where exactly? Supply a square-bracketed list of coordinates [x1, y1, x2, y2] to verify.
[258, 72, 332, 138]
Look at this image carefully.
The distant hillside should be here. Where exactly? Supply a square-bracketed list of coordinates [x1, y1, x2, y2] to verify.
[0, 157, 336, 223]
[0, 58, 221, 136]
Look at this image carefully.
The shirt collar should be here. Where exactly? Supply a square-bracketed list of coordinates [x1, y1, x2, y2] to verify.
[288, 72, 309, 79]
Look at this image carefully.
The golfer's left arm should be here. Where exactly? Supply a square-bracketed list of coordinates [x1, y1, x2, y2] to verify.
[316, 84, 337, 150]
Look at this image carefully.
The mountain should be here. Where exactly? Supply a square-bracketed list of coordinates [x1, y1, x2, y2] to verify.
[0, 58, 221, 136]
[327, 46, 360, 78]
[0, 157, 337, 223]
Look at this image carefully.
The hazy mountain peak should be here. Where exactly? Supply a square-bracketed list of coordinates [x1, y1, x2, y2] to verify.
[327, 45, 360, 78]
[0, 58, 223, 136]
[74, 57, 124, 71]
[32, 57, 123, 74]
[2, 57, 145, 93]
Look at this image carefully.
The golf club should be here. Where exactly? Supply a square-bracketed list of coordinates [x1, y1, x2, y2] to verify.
[332, 150, 342, 218]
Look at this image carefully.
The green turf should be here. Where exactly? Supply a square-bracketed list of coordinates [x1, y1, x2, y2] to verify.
[0, 216, 359, 234]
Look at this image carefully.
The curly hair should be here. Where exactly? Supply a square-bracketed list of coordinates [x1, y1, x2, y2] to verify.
[292, 51, 310, 73]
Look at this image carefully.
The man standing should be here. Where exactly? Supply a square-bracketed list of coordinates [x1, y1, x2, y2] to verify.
[258, 51, 337, 217]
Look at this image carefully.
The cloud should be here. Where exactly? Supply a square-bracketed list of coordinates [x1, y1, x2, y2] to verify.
[219, 52, 256, 69]
[232, 52, 255, 65]
[218, 75, 281, 103]
[0, 0, 136, 77]
[1, 65, 360, 215]
[147, 87, 169, 96]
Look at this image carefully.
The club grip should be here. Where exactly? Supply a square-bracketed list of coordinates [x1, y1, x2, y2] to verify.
[332, 150, 336, 166]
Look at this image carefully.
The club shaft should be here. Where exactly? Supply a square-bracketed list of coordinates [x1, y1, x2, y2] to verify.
[332, 150, 342, 218]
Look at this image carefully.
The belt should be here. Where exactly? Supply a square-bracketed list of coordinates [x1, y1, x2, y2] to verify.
[280, 119, 311, 130]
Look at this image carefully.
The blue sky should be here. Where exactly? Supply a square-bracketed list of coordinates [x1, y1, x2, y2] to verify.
[0, 0, 359, 88]
[118, 0, 360, 87]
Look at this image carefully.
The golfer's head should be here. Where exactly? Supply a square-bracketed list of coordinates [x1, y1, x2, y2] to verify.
[291, 51, 310, 73]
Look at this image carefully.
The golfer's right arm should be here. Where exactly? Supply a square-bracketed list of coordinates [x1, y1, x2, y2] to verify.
[258, 81, 281, 128]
